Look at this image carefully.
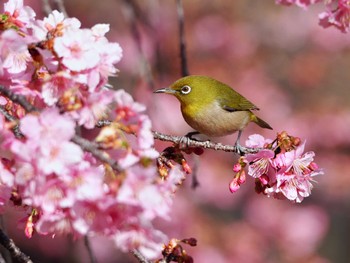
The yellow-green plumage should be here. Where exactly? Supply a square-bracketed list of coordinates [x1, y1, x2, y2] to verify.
[154, 75, 272, 143]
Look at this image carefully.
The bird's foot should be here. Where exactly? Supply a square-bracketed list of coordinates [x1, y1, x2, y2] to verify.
[179, 135, 191, 149]
[235, 142, 246, 156]
[185, 131, 201, 141]
[179, 132, 210, 150]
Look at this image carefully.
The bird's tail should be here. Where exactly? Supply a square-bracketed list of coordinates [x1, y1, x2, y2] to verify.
[251, 114, 273, 130]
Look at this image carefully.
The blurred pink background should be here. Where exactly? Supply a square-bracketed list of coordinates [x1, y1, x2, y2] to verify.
[5, 0, 350, 262]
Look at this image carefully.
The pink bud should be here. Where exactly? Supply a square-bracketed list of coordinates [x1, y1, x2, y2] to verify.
[229, 179, 240, 193]
[181, 159, 192, 174]
[238, 171, 246, 184]
[233, 163, 241, 173]
[259, 174, 270, 185]
[309, 162, 319, 171]
[25, 217, 34, 238]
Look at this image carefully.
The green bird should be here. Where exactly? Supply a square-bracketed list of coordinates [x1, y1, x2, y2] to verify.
[154, 75, 272, 152]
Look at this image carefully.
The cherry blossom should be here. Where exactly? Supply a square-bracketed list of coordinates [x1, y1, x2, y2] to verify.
[230, 132, 323, 203]
[277, 0, 350, 32]
[319, 0, 350, 32]
[0, 0, 184, 257]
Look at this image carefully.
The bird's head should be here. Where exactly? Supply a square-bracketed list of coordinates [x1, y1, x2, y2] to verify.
[154, 75, 217, 106]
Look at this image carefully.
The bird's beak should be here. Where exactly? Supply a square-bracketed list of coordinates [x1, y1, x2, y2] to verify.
[153, 88, 176, 94]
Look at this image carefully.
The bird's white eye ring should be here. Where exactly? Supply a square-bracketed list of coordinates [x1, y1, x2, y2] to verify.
[180, 85, 191, 94]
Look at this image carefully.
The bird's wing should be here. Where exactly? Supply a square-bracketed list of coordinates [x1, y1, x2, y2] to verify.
[218, 96, 259, 112]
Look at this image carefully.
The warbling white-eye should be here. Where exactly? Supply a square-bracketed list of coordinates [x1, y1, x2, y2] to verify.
[154, 75, 272, 152]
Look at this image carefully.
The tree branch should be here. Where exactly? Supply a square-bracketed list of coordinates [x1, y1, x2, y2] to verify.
[41, 0, 52, 16]
[176, 0, 189, 77]
[84, 236, 97, 263]
[71, 135, 122, 172]
[122, 0, 155, 90]
[0, 86, 38, 113]
[153, 131, 259, 154]
[130, 249, 152, 263]
[53, 0, 68, 17]
[0, 229, 33, 263]
[0, 106, 23, 138]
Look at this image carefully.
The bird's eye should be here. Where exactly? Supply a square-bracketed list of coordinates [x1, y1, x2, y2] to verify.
[180, 85, 191, 94]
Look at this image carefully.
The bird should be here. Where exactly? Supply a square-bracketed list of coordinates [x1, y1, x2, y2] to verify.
[154, 75, 272, 153]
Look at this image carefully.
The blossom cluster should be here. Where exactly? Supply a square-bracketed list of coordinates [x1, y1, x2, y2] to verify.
[0, 0, 184, 258]
[276, 0, 350, 33]
[230, 132, 323, 203]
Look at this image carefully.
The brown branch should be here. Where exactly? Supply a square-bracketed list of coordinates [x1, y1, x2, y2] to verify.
[71, 135, 122, 172]
[41, 0, 52, 16]
[122, 0, 155, 90]
[0, 86, 38, 113]
[53, 0, 68, 17]
[0, 106, 23, 138]
[130, 249, 152, 263]
[176, 0, 189, 77]
[153, 131, 260, 154]
[84, 236, 97, 263]
[0, 228, 33, 263]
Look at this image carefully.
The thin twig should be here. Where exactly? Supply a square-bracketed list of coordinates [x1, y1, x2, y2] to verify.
[41, 0, 52, 16]
[0, 228, 33, 263]
[0, 217, 11, 263]
[0, 106, 23, 138]
[54, 0, 68, 17]
[130, 249, 152, 263]
[191, 155, 200, 189]
[122, 0, 155, 90]
[0, 86, 38, 113]
[71, 135, 122, 172]
[84, 236, 97, 263]
[176, 0, 189, 77]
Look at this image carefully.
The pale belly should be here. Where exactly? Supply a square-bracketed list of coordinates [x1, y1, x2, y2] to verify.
[182, 103, 252, 137]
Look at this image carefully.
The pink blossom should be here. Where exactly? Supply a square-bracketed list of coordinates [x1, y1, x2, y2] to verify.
[91, 23, 123, 76]
[319, 0, 350, 32]
[0, 0, 177, 256]
[0, 29, 31, 75]
[0, 159, 14, 212]
[37, 141, 83, 175]
[10, 108, 83, 176]
[0, 160, 14, 187]
[73, 89, 114, 129]
[41, 71, 74, 105]
[35, 212, 73, 236]
[42, 10, 80, 32]
[31, 10, 81, 41]
[246, 149, 274, 178]
[114, 89, 146, 117]
[276, 0, 321, 9]
[54, 29, 100, 71]
[236, 133, 323, 203]
[3, 0, 35, 28]
[245, 134, 272, 148]
[20, 107, 76, 142]
[113, 227, 167, 259]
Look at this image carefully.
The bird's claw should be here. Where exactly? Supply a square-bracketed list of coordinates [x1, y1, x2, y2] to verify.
[235, 142, 246, 156]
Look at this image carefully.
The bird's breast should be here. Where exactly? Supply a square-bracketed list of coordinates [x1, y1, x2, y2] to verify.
[181, 101, 251, 137]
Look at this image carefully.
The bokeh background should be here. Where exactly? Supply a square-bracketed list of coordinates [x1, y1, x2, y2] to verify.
[4, 0, 350, 262]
